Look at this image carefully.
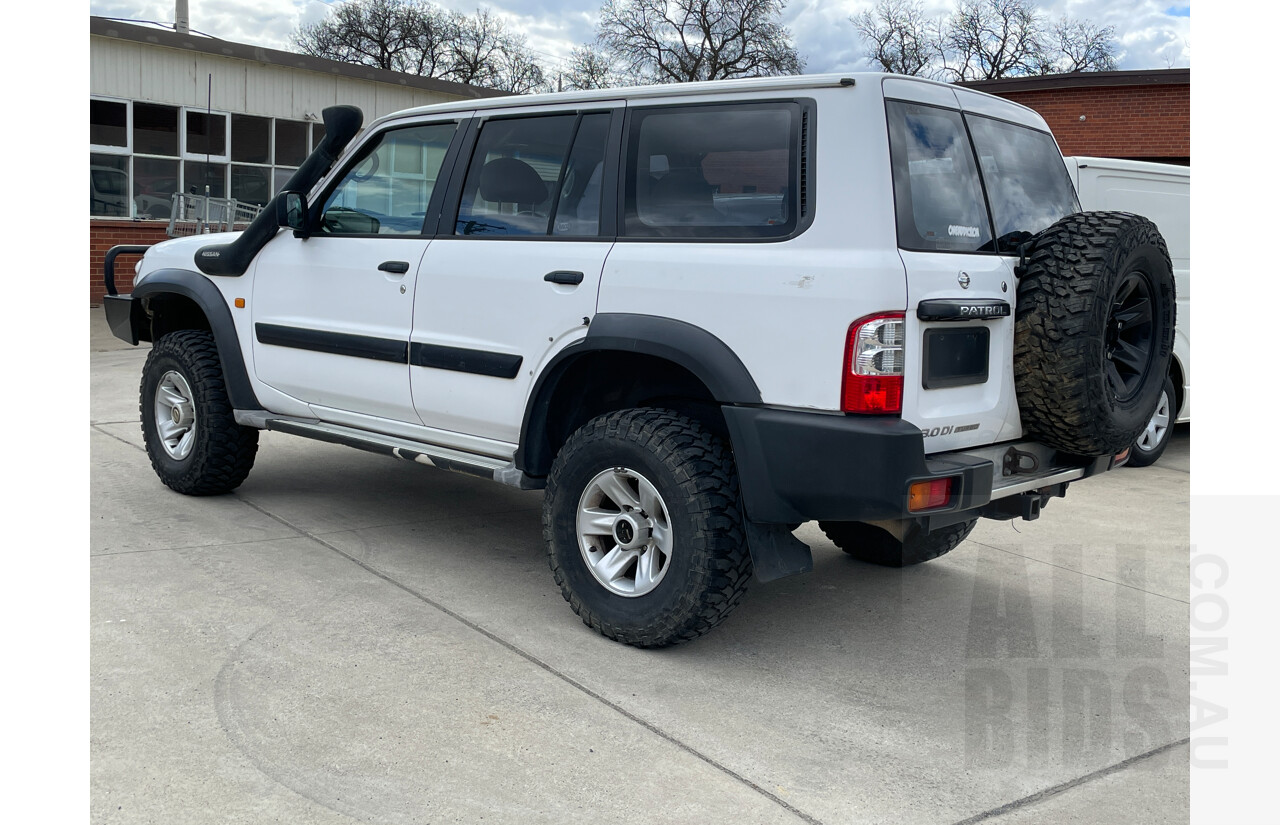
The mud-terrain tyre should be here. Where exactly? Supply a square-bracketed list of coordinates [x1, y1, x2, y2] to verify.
[818, 519, 977, 567]
[140, 330, 259, 495]
[1126, 374, 1177, 468]
[1014, 211, 1175, 456]
[543, 409, 753, 648]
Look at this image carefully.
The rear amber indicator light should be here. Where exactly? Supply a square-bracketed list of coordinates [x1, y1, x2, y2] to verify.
[908, 478, 954, 512]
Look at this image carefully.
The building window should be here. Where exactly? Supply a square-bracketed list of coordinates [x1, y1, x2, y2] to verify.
[231, 115, 270, 164]
[185, 111, 228, 158]
[91, 99, 326, 219]
[185, 161, 227, 199]
[230, 164, 272, 207]
[90, 99, 128, 149]
[90, 153, 130, 217]
[134, 157, 179, 219]
[134, 103, 180, 157]
[275, 120, 309, 167]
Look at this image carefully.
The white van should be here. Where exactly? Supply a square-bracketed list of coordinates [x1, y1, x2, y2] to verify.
[1065, 157, 1189, 465]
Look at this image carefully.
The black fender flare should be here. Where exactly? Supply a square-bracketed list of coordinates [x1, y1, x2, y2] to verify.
[516, 313, 761, 476]
[516, 314, 814, 581]
[130, 268, 261, 410]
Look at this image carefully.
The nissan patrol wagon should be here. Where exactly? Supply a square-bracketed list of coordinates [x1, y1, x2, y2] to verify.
[104, 73, 1175, 647]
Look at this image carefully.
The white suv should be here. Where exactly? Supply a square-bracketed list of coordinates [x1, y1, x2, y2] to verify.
[104, 73, 1176, 647]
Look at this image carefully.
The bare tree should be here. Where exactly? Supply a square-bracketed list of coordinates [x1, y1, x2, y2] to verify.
[595, 0, 804, 85]
[295, 0, 425, 73]
[945, 0, 1044, 80]
[404, 4, 456, 77]
[1043, 18, 1118, 73]
[564, 45, 621, 90]
[850, 0, 1118, 80]
[293, 0, 550, 93]
[851, 0, 940, 78]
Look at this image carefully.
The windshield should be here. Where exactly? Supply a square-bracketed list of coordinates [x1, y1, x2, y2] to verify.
[886, 100, 1079, 254]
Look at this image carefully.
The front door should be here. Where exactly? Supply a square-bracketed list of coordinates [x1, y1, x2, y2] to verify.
[251, 119, 465, 425]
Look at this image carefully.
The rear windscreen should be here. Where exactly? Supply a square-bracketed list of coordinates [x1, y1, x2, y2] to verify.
[967, 114, 1079, 244]
[886, 100, 1079, 254]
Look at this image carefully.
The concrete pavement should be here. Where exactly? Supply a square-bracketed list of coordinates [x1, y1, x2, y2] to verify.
[90, 307, 1190, 824]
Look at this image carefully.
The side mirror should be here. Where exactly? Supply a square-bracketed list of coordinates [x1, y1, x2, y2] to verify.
[276, 191, 309, 233]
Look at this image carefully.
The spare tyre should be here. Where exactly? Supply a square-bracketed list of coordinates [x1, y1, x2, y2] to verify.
[1013, 211, 1176, 457]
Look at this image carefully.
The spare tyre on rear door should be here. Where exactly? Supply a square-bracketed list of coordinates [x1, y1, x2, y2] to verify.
[1013, 211, 1176, 457]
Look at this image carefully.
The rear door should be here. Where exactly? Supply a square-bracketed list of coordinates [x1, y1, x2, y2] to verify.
[409, 105, 621, 444]
[884, 86, 1079, 454]
[886, 97, 1019, 453]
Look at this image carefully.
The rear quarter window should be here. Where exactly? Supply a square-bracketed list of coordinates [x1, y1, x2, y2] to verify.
[623, 102, 803, 239]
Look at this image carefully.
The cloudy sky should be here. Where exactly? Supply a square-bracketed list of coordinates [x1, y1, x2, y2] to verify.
[89, 0, 1190, 76]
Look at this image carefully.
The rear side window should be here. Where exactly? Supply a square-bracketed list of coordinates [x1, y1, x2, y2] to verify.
[455, 112, 612, 238]
[886, 100, 992, 252]
[624, 103, 801, 239]
[455, 115, 576, 236]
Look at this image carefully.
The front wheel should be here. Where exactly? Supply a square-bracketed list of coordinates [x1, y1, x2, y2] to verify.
[542, 409, 753, 647]
[140, 330, 258, 495]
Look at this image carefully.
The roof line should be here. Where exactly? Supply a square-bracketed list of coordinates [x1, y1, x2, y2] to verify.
[959, 68, 1189, 93]
[89, 16, 511, 101]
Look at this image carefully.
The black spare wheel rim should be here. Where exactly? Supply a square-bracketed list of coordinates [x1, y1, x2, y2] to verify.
[1104, 269, 1156, 403]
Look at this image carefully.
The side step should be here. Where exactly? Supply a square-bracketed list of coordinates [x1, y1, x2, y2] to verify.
[254, 416, 544, 489]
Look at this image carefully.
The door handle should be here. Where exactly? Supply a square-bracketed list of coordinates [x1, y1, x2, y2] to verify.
[378, 261, 410, 274]
[544, 270, 584, 286]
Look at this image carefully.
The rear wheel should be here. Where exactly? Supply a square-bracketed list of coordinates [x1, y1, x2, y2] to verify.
[140, 330, 258, 495]
[543, 409, 752, 647]
[818, 519, 977, 567]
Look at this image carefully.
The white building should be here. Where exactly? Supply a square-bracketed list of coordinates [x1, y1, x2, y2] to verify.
[89, 16, 506, 221]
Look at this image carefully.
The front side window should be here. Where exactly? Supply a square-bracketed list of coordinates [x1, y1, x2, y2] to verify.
[625, 103, 799, 239]
[321, 122, 458, 236]
[886, 100, 992, 252]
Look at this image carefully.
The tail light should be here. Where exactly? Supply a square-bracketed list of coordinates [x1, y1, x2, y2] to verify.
[843, 312, 905, 414]
[908, 478, 954, 511]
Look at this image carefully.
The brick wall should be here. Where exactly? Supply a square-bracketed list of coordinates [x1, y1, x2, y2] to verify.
[89, 220, 172, 304]
[992, 83, 1190, 161]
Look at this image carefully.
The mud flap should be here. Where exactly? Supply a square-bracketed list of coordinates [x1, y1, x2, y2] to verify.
[743, 521, 813, 582]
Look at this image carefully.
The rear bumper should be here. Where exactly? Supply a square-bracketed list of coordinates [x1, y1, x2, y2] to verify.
[722, 405, 1114, 526]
